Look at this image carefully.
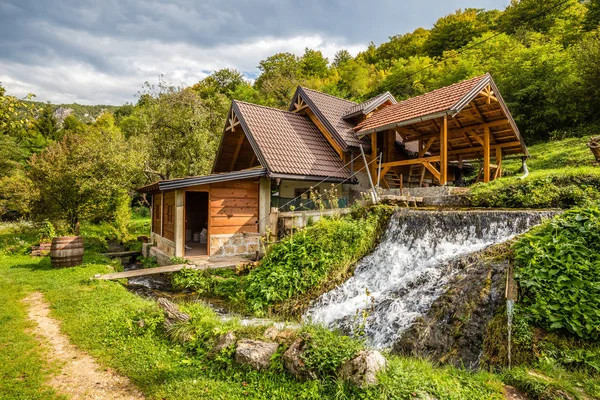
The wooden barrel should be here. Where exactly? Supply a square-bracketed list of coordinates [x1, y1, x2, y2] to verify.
[50, 236, 84, 268]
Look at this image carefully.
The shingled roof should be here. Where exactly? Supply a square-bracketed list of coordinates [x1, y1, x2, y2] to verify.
[291, 87, 369, 150]
[355, 74, 490, 135]
[232, 101, 351, 180]
[343, 91, 397, 120]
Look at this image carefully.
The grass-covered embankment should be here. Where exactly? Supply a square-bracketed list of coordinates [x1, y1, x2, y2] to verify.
[471, 136, 600, 208]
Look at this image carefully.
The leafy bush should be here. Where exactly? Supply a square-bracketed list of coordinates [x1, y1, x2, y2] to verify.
[513, 205, 600, 339]
[300, 325, 363, 377]
[245, 205, 394, 314]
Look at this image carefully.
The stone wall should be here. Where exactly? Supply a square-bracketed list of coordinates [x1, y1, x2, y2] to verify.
[209, 232, 263, 258]
[151, 232, 176, 257]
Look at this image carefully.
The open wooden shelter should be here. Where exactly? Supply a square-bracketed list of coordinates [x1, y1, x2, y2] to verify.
[354, 73, 528, 187]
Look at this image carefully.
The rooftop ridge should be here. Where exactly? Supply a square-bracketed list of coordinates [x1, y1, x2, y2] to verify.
[299, 86, 357, 105]
[233, 99, 306, 117]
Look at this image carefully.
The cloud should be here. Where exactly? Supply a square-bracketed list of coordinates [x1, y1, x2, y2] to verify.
[0, 0, 509, 104]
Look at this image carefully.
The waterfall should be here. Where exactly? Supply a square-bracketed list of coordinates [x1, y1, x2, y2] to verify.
[304, 209, 553, 349]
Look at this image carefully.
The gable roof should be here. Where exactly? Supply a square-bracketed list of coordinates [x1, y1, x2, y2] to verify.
[138, 168, 268, 193]
[343, 91, 397, 120]
[355, 74, 490, 135]
[291, 87, 368, 151]
[232, 100, 351, 180]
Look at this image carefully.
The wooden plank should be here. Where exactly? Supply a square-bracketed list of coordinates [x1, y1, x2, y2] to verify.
[422, 161, 440, 181]
[381, 156, 441, 169]
[210, 181, 257, 189]
[210, 198, 259, 208]
[210, 225, 258, 234]
[211, 188, 258, 199]
[483, 127, 491, 183]
[371, 132, 377, 185]
[440, 115, 447, 186]
[420, 137, 436, 157]
[210, 206, 259, 216]
[447, 141, 521, 157]
[210, 216, 258, 227]
[230, 133, 246, 171]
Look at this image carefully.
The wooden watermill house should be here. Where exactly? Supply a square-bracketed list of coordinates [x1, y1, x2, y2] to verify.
[138, 73, 527, 261]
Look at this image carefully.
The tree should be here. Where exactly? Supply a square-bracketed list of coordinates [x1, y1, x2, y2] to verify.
[255, 53, 302, 107]
[300, 48, 329, 78]
[498, 0, 581, 35]
[27, 115, 143, 232]
[584, 0, 600, 30]
[375, 28, 431, 67]
[128, 83, 229, 180]
[193, 68, 247, 99]
[332, 50, 353, 67]
[424, 8, 489, 57]
[0, 83, 36, 136]
[35, 105, 59, 140]
[574, 29, 600, 117]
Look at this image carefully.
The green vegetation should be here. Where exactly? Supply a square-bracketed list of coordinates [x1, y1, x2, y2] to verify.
[514, 205, 600, 339]
[471, 136, 600, 208]
[172, 206, 394, 316]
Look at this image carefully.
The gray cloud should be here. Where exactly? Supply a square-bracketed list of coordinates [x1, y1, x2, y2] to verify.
[0, 0, 509, 104]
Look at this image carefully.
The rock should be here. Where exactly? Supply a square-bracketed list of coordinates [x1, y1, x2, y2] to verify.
[338, 350, 387, 387]
[276, 328, 297, 343]
[264, 326, 279, 340]
[208, 332, 236, 358]
[282, 338, 316, 381]
[234, 339, 279, 370]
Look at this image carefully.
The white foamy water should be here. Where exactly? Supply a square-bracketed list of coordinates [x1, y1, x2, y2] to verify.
[304, 210, 551, 348]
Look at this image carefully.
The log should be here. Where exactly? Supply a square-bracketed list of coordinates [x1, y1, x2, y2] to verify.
[157, 298, 190, 325]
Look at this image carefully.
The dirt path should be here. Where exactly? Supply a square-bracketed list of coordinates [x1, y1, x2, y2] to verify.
[23, 292, 145, 400]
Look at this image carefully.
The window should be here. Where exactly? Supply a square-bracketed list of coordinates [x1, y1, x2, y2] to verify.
[165, 205, 174, 224]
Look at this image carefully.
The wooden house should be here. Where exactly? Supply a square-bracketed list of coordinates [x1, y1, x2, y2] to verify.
[138, 73, 527, 260]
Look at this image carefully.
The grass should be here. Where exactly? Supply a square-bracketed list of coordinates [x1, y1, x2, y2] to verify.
[470, 137, 600, 209]
[0, 253, 508, 399]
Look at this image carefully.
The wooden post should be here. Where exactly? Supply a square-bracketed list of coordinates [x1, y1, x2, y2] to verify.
[160, 192, 164, 237]
[495, 147, 503, 179]
[258, 177, 271, 234]
[174, 190, 185, 258]
[439, 116, 448, 186]
[371, 132, 377, 185]
[483, 127, 491, 183]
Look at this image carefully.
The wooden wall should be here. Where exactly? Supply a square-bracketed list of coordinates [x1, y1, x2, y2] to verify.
[152, 193, 162, 234]
[162, 192, 175, 241]
[210, 180, 259, 235]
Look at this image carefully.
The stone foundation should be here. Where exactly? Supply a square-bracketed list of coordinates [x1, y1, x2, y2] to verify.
[210, 233, 263, 258]
[151, 233, 175, 257]
[149, 246, 172, 266]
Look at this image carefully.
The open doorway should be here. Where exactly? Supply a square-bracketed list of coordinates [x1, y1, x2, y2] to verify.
[185, 191, 209, 257]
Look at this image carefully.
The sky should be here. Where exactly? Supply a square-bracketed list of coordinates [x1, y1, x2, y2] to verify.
[0, 0, 510, 105]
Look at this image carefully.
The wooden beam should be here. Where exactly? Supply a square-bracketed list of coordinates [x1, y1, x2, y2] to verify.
[292, 96, 308, 112]
[420, 137, 436, 157]
[483, 126, 491, 183]
[229, 134, 245, 171]
[305, 109, 344, 158]
[495, 147, 503, 179]
[446, 141, 521, 157]
[248, 152, 256, 169]
[381, 156, 441, 169]
[423, 161, 441, 181]
[371, 132, 377, 185]
[418, 119, 509, 140]
[226, 110, 240, 132]
[440, 115, 447, 186]
[469, 130, 485, 146]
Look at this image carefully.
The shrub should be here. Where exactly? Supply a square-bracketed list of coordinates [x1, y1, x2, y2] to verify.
[245, 205, 394, 314]
[300, 325, 364, 377]
[513, 205, 600, 340]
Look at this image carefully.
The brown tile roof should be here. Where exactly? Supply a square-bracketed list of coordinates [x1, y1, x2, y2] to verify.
[343, 91, 397, 119]
[355, 74, 490, 134]
[296, 87, 369, 150]
[233, 101, 351, 180]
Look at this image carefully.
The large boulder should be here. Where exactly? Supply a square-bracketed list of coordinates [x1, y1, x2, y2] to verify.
[282, 338, 316, 381]
[338, 350, 387, 387]
[235, 339, 279, 370]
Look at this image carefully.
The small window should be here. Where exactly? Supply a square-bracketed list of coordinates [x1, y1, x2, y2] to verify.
[165, 205, 174, 224]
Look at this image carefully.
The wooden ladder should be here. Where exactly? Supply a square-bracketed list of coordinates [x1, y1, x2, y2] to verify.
[384, 170, 402, 188]
[408, 164, 426, 187]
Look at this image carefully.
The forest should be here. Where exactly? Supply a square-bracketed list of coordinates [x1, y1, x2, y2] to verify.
[1, 0, 600, 231]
